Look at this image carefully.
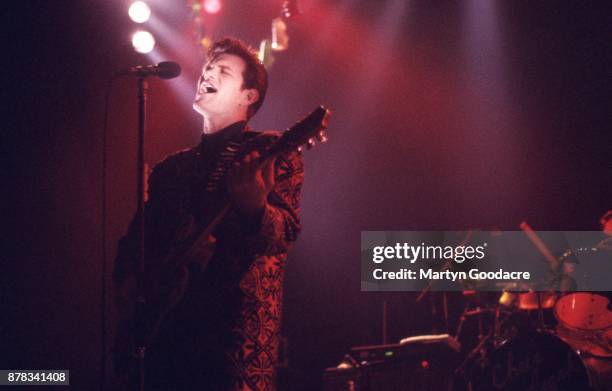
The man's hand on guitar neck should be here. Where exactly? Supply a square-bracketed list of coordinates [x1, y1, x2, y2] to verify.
[227, 150, 276, 216]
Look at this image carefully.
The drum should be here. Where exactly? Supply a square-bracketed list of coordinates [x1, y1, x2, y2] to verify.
[556, 325, 612, 358]
[498, 291, 556, 310]
[554, 293, 612, 331]
[517, 291, 557, 310]
[457, 331, 612, 390]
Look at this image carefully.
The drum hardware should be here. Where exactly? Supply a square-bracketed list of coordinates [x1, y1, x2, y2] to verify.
[454, 305, 495, 344]
[453, 327, 494, 380]
[556, 325, 612, 359]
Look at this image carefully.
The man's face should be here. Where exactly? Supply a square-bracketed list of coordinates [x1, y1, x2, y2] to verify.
[193, 53, 255, 120]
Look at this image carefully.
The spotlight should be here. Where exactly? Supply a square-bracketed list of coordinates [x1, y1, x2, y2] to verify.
[281, 0, 301, 20]
[203, 0, 222, 14]
[132, 31, 156, 53]
[128, 1, 151, 23]
[271, 18, 289, 51]
[258, 39, 274, 69]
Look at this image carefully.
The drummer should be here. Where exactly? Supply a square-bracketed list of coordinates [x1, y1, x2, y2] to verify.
[554, 210, 612, 292]
[574, 210, 612, 291]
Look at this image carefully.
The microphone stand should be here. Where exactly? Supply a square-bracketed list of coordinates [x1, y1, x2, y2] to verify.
[133, 77, 148, 391]
[111, 63, 180, 391]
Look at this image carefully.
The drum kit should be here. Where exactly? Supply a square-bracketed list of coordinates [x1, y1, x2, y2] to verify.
[448, 231, 612, 389]
[324, 289, 612, 390]
[326, 230, 612, 390]
[451, 288, 612, 390]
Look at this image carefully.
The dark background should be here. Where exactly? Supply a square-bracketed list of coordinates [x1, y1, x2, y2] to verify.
[3, 1, 611, 389]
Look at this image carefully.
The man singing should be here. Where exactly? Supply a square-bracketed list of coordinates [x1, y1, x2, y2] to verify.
[113, 37, 304, 390]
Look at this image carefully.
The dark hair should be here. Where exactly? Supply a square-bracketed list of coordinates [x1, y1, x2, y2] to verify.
[207, 37, 268, 119]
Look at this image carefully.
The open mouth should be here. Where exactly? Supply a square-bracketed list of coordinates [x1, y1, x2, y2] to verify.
[200, 83, 217, 94]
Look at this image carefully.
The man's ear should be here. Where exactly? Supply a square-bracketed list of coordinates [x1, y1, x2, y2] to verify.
[244, 89, 259, 106]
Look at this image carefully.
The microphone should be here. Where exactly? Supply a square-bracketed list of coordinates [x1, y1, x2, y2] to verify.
[117, 61, 181, 79]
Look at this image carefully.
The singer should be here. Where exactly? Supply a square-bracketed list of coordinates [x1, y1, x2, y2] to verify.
[112, 38, 304, 390]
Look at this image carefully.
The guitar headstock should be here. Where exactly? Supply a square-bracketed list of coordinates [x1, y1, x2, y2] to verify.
[268, 105, 331, 157]
[208, 107, 330, 192]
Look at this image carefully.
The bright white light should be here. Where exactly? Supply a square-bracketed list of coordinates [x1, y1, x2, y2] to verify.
[128, 1, 151, 23]
[132, 31, 155, 53]
[204, 0, 222, 14]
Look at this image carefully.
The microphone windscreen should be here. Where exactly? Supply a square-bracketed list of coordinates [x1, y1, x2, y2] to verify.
[158, 61, 181, 79]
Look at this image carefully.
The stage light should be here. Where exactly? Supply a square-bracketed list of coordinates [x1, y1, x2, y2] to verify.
[281, 0, 301, 20]
[271, 18, 289, 51]
[203, 0, 222, 14]
[258, 39, 274, 69]
[132, 31, 156, 53]
[128, 1, 151, 23]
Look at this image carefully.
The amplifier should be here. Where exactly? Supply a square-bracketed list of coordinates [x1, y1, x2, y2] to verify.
[323, 335, 460, 391]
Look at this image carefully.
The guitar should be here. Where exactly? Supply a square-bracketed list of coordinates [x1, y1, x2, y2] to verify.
[114, 106, 331, 372]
